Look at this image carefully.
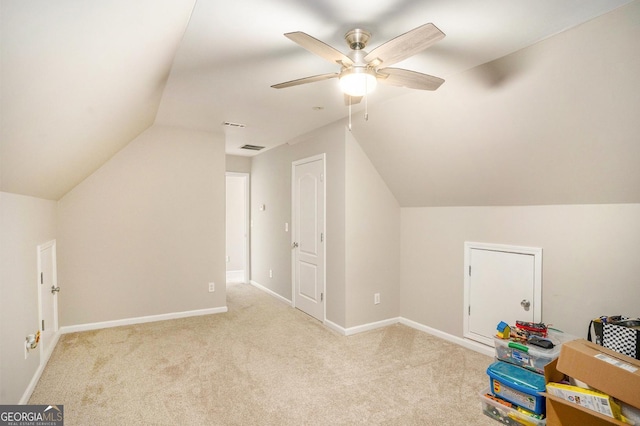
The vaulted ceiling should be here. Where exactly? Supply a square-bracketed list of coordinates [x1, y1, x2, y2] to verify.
[1, 0, 636, 201]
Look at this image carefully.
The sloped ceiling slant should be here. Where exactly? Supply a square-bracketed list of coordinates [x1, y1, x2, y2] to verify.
[0, 0, 197, 200]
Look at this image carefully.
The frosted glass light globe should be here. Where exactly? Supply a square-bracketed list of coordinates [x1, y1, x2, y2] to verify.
[339, 69, 377, 97]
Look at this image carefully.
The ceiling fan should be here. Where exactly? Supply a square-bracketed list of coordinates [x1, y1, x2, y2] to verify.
[271, 23, 446, 103]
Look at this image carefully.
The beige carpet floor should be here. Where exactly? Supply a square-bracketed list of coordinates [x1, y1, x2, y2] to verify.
[29, 283, 497, 425]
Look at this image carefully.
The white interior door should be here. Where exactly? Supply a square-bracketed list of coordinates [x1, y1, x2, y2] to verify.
[38, 240, 59, 360]
[292, 154, 325, 321]
[464, 242, 542, 346]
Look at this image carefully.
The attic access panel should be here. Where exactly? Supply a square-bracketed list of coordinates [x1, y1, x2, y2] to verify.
[463, 242, 542, 347]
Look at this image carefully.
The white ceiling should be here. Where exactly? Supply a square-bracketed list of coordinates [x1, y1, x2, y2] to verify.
[0, 0, 634, 200]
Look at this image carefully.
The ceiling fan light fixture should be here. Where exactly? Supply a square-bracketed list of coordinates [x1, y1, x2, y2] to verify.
[339, 68, 377, 97]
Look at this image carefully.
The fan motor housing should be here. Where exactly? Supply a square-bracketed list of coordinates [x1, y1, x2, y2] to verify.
[345, 29, 371, 50]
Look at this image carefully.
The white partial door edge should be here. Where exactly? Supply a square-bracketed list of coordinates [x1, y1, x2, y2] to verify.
[37, 240, 60, 357]
[463, 241, 543, 346]
[24, 240, 61, 404]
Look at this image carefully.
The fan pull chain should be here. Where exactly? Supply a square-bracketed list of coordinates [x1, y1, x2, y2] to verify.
[365, 93, 369, 121]
[364, 77, 369, 121]
[348, 96, 352, 131]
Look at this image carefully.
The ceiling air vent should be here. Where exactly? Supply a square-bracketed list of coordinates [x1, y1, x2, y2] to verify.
[240, 144, 265, 151]
[222, 121, 246, 128]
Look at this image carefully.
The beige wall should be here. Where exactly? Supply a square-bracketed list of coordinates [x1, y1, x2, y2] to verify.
[251, 123, 402, 329]
[250, 143, 297, 298]
[0, 192, 57, 404]
[225, 175, 246, 272]
[400, 204, 640, 339]
[345, 130, 401, 327]
[226, 155, 251, 173]
[360, 2, 640, 343]
[57, 125, 226, 326]
[352, 1, 640, 207]
[250, 123, 347, 325]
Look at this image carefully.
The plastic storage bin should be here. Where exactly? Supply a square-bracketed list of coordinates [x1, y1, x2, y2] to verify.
[480, 388, 546, 426]
[487, 361, 547, 415]
[494, 330, 577, 374]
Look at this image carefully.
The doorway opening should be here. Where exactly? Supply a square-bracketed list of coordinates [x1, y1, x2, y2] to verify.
[226, 173, 250, 284]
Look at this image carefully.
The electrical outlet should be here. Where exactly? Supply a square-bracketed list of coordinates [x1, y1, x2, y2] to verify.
[269, 269, 273, 278]
[208, 282, 215, 292]
[225, 256, 230, 263]
[374, 293, 380, 305]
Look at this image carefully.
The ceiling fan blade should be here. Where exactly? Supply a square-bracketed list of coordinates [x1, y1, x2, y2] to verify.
[271, 72, 339, 89]
[364, 23, 445, 67]
[377, 67, 444, 91]
[285, 32, 354, 67]
[344, 94, 363, 106]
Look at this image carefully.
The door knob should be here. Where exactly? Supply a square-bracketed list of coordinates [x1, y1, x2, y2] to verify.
[520, 299, 531, 309]
[292, 242, 299, 249]
[51, 285, 60, 294]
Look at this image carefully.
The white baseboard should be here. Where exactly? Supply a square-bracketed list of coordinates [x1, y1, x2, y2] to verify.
[324, 316, 493, 357]
[59, 306, 228, 334]
[324, 319, 347, 335]
[399, 317, 494, 357]
[20, 331, 61, 404]
[246, 280, 492, 358]
[324, 318, 400, 336]
[343, 317, 401, 336]
[249, 280, 291, 305]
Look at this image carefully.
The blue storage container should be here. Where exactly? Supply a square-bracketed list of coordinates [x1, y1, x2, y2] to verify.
[487, 361, 546, 415]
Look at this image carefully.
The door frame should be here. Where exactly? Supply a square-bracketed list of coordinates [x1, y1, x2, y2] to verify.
[225, 172, 250, 283]
[291, 153, 326, 322]
[36, 239, 59, 363]
[463, 241, 542, 346]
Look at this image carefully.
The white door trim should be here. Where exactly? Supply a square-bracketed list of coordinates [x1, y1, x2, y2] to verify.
[225, 172, 250, 283]
[291, 153, 326, 322]
[463, 241, 542, 346]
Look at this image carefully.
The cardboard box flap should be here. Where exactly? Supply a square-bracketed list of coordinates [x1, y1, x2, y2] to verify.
[544, 358, 566, 385]
[556, 339, 640, 409]
[544, 393, 628, 426]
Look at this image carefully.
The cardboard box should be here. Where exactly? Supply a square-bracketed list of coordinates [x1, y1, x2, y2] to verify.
[546, 383, 622, 420]
[543, 358, 567, 385]
[544, 394, 627, 426]
[555, 339, 640, 409]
